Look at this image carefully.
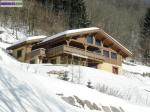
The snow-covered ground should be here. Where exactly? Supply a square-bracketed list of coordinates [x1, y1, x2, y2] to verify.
[123, 60, 150, 74]
[0, 47, 150, 112]
[0, 27, 26, 43]
[0, 27, 26, 48]
[23, 60, 150, 106]
[0, 41, 11, 49]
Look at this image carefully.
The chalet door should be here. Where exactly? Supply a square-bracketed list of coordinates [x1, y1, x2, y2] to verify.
[112, 66, 118, 74]
[88, 63, 97, 68]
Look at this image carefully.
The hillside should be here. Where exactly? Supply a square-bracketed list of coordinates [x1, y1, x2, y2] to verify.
[0, 27, 26, 49]
[0, 26, 150, 111]
[0, 1, 149, 111]
[0, 47, 150, 112]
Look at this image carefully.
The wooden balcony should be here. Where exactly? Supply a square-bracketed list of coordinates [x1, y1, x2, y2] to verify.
[47, 45, 104, 62]
[26, 48, 46, 59]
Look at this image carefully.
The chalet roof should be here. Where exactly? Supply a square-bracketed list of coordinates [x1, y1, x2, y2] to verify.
[42, 27, 100, 43]
[41, 27, 132, 57]
[7, 35, 47, 50]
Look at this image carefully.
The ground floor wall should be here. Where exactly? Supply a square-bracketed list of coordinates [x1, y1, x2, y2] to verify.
[26, 56, 43, 64]
[12, 46, 26, 62]
[97, 62, 122, 75]
[47, 54, 122, 75]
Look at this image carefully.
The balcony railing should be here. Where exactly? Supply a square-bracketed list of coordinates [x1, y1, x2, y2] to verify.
[47, 45, 104, 61]
[27, 48, 46, 59]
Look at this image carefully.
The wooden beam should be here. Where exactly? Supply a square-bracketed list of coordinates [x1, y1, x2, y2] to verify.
[65, 40, 70, 46]
[108, 43, 114, 48]
[116, 49, 121, 53]
[70, 39, 84, 46]
[101, 38, 106, 42]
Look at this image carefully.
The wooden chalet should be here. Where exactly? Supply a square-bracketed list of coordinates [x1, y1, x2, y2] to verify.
[7, 27, 132, 74]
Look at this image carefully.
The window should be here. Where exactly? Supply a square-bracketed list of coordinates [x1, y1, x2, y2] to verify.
[103, 44, 109, 48]
[112, 66, 118, 74]
[17, 49, 22, 58]
[51, 59, 56, 64]
[88, 63, 97, 68]
[111, 52, 117, 59]
[103, 50, 109, 58]
[87, 35, 93, 44]
[95, 39, 101, 46]
[30, 59, 35, 64]
[95, 50, 101, 55]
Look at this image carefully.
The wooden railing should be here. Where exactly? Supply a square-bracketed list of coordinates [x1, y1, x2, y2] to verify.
[27, 48, 46, 59]
[47, 45, 104, 61]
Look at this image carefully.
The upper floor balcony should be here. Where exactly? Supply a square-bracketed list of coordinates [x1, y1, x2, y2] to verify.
[47, 45, 104, 62]
[26, 48, 46, 59]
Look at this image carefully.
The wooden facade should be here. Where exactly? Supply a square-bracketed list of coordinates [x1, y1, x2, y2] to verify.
[7, 27, 132, 74]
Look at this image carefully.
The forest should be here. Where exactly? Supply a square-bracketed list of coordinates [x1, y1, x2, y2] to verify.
[0, 0, 149, 64]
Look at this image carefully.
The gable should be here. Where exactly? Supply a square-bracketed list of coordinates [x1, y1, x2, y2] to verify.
[65, 31, 132, 58]
[96, 30, 132, 58]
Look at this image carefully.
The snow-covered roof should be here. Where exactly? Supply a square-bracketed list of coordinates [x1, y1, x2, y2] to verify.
[7, 35, 47, 49]
[42, 27, 99, 43]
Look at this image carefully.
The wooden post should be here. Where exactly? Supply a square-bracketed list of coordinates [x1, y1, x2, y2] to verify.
[101, 41, 103, 56]
[78, 57, 81, 84]
[84, 45, 88, 54]
[66, 40, 70, 46]
[93, 35, 95, 45]
[66, 54, 68, 64]
[84, 44, 88, 66]
[71, 54, 74, 82]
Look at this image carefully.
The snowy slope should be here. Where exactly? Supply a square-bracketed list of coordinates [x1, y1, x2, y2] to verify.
[0, 41, 11, 49]
[0, 27, 26, 49]
[1, 49, 150, 112]
[0, 27, 26, 43]
[0, 48, 85, 112]
[23, 62, 150, 106]
[123, 61, 150, 74]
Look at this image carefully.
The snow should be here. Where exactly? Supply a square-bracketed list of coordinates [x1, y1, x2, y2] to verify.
[0, 27, 46, 49]
[0, 27, 26, 43]
[26, 35, 47, 41]
[0, 41, 11, 49]
[1, 48, 150, 112]
[0, 48, 82, 112]
[8, 35, 47, 48]
[123, 60, 150, 74]
[36, 64, 150, 106]
[42, 27, 99, 42]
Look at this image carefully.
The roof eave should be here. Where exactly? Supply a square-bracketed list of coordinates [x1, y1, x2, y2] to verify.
[99, 29, 133, 58]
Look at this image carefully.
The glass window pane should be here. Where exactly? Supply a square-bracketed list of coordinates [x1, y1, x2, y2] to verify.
[95, 50, 101, 55]
[87, 35, 93, 44]
[111, 52, 117, 59]
[17, 49, 22, 58]
[103, 50, 109, 58]
[95, 39, 101, 46]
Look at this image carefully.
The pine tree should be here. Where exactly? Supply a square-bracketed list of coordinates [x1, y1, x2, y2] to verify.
[69, 0, 90, 28]
[45, 0, 90, 29]
[140, 8, 150, 65]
